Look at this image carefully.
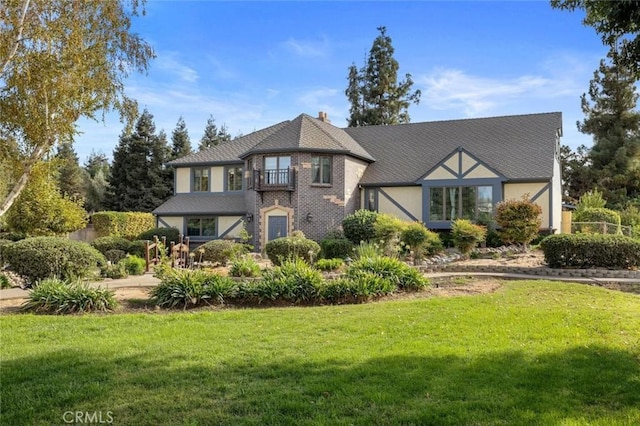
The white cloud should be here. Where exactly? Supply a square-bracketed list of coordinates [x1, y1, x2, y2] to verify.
[418, 68, 580, 117]
[156, 52, 199, 83]
[282, 36, 329, 58]
[295, 87, 343, 118]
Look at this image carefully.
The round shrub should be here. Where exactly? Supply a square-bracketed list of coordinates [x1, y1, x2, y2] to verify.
[451, 219, 487, 257]
[265, 235, 321, 266]
[21, 278, 117, 314]
[400, 222, 443, 257]
[495, 196, 542, 246]
[573, 207, 621, 233]
[0, 239, 13, 264]
[320, 237, 354, 259]
[91, 236, 132, 257]
[136, 227, 181, 245]
[120, 255, 146, 276]
[4, 237, 106, 285]
[540, 234, 640, 269]
[342, 209, 379, 244]
[104, 249, 127, 264]
[198, 239, 246, 265]
[128, 240, 149, 258]
[100, 262, 129, 279]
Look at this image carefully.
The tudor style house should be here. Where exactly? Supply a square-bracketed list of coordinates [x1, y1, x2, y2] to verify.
[153, 111, 563, 251]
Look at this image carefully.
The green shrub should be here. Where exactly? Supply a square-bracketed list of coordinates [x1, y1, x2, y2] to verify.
[128, 240, 148, 258]
[150, 269, 210, 309]
[0, 232, 25, 241]
[320, 237, 353, 259]
[400, 222, 443, 258]
[242, 258, 322, 303]
[318, 272, 395, 303]
[265, 235, 321, 266]
[540, 234, 640, 269]
[619, 205, 640, 238]
[0, 273, 10, 289]
[315, 258, 344, 271]
[201, 274, 237, 304]
[374, 213, 406, 254]
[574, 207, 622, 234]
[3, 237, 105, 285]
[0, 239, 12, 264]
[136, 227, 181, 245]
[91, 236, 132, 257]
[353, 241, 384, 260]
[495, 196, 542, 246]
[576, 189, 607, 211]
[104, 249, 127, 264]
[342, 209, 379, 244]
[198, 239, 246, 265]
[92, 211, 155, 240]
[21, 278, 117, 314]
[451, 219, 487, 257]
[120, 255, 145, 276]
[100, 262, 129, 279]
[348, 256, 429, 291]
[229, 256, 261, 277]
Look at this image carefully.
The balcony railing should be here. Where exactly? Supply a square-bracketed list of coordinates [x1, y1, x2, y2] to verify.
[252, 168, 295, 191]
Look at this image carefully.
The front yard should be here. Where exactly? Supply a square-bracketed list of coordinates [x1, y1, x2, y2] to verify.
[1, 280, 639, 425]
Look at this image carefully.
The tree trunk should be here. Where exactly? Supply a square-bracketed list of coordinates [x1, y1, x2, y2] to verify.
[0, 144, 47, 217]
[1, 0, 31, 76]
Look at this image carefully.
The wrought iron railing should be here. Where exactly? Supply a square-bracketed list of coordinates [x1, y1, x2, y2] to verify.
[252, 168, 295, 191]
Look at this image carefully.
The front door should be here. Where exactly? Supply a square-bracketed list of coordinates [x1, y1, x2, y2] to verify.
[268, 216, 288, 241]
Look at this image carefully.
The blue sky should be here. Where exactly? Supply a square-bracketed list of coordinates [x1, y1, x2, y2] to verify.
[76, 0, 608, 163]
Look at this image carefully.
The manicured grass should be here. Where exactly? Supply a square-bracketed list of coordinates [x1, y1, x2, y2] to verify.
[1, 281, 639, 425]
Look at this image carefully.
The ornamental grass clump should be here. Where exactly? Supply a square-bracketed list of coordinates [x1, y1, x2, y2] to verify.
[240, 258, 322, 303]
[21, 278, 117, 314]
[150, 269, 210, 309]
[347, 255, 430, 291]
[229, 255, 261, 278]
[315, 258, 344, 271]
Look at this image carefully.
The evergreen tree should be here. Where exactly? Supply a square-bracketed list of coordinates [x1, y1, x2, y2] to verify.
[83, 151, 110, 213]
[54, 141, 84, 200]
[560, 144, 595, 203]
[345, 26, 421, 127]
[84, 151, 110, 179]
[170, 116, 193, 160]
[578, 46, 640, 207]
[106, 110, 173, 212]
[199, 115, 231, 150]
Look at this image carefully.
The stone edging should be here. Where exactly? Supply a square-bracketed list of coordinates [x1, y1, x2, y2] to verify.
[419, 264, 640, 279]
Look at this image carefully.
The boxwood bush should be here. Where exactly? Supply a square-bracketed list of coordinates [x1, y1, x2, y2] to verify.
[265, 235, 321, 266]
[342, 209, 379, 244]
[198, 239, 246, 265]
[21, 278, 117, 314]
[540, 234, 640, 269]
[4, 237, 105, 285]
[319, 237, 353, 259]
[91, 236, 132, 257]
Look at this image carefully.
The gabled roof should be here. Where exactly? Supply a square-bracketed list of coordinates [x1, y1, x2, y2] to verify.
[345, 112, 562, 184]
[239, 114, 374, 161]
[153, 193, 246, 215]
[167, 121, 291, 166]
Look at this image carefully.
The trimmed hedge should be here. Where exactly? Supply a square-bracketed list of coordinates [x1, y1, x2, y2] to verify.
[540, 234, 640, 269]
[3, 237, 105, 285]
[320, 237, 354, 259]
[573, 207, 621, 228]
[265, 235, 321, 266]
[91, 236, 132, 257]
[92, 211, 155, 240]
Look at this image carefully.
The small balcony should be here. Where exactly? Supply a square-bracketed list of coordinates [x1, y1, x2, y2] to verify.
[252, 168, 296, 191]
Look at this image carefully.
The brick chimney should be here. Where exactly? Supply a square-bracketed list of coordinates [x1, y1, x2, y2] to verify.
[318, 111, 331, 124]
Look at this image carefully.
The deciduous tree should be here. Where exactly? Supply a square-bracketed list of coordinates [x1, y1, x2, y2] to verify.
[0, 0, 154, 217]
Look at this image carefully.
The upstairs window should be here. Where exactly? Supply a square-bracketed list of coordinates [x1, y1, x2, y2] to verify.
[193, 168, 209, 192]
[264, 156, 291, 185]
[312, 156, 331, 185]
[226, 166, 243, 191]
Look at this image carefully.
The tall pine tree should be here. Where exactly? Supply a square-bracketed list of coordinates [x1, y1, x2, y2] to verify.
[345, 26, 421, 127]
[170, 116, 193, 160]
[54, 141, 85, 200]
[578, 46, 640, 207]
[106, 110, 173, 212]
[199, 115, 231, 150]
[82, 151, 110, 213]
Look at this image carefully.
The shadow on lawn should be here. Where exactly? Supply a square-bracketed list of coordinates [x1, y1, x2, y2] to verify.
[2, 345, 639, 425]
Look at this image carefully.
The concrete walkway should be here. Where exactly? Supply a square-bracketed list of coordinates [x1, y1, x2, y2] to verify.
[0, 273, 161, 301]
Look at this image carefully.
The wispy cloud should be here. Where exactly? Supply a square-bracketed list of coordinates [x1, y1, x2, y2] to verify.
[282, 36, 330, 58]
[156, 52, 199, 83]
[418, 68, 580, 117]
[296, 87, 342, 117]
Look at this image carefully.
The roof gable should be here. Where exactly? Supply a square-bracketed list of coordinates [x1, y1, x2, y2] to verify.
[420, 147, 505, 181]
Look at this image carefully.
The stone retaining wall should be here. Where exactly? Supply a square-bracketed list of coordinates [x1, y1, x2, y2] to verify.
[419, 263, 640, 280]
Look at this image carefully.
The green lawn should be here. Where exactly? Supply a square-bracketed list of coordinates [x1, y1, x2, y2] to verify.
[1, 281, 639, 425]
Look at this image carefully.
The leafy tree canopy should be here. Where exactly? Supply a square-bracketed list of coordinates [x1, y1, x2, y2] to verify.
[0, 0, 155, 217]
